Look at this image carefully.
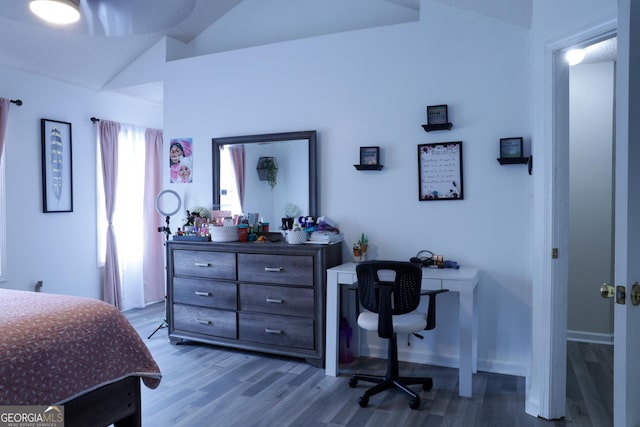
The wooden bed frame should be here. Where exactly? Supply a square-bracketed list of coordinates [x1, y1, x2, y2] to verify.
[0, 289, 160, 426]
[63, 376, 141, 427]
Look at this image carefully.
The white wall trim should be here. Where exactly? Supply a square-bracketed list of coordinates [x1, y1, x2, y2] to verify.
[567, 330, 614, 345]
[361, 344, 528, 378]
[527, 17, 617, 420]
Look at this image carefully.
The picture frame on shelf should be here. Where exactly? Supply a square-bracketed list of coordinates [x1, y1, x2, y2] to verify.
[427, 105, 449, 125]
[359, 146, 380, 166]
[41, 118, 73, 213]
[418, 141, 463, 201]
[499, 137, 524, 159]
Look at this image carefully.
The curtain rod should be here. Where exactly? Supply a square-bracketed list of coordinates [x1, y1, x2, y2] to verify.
[89, 117, 161, 132]
[10, 99, 22, 106]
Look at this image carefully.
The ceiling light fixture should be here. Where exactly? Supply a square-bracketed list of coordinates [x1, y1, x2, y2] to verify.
[29, 0, 80, 25]
[566, 49, 585, 66]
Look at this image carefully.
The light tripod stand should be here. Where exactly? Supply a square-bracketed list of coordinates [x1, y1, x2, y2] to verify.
[148, 214, 171, 339]
[148, 189, 181, 339]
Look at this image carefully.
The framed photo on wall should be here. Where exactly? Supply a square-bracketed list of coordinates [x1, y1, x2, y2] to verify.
[499, 137, 524, 159]
[427, 105, 449, 125]
[359, 146, 380, 165]
[418, 141, 463, 200]
[41, 119, 73, 213]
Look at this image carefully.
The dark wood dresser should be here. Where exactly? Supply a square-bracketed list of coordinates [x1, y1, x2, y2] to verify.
[165, 240, 342, 367]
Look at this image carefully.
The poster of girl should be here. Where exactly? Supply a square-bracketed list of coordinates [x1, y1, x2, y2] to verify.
[169, 138, 193, 183]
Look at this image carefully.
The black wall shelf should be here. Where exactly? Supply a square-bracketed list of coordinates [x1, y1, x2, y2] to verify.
[354, 164, 384, 171]
[497, 157, 529, 165]
[422, 123, 453, 132]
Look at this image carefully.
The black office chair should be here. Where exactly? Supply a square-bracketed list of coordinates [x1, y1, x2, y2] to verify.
[348, 260, 447, 409]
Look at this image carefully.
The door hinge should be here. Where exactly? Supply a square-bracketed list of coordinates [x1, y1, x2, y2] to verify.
[552, 248, 559, 259]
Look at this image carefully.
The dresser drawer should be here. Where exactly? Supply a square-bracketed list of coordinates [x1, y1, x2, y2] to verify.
[173, 304, 236, 339]
[239, 283, 313, 317]
[238, 253, 313, 286]
[174, 277, 237, 310]
[173, 250, 236, 279]
[238, 312, 314, 350]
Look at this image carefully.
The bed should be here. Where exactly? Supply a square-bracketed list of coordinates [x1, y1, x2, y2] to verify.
[0, 289, 161, 426]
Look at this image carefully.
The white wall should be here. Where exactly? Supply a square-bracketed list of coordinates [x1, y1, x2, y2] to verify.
[164, 1, 532, 375]
[0, 65, 162, 300]
[568, 61, 615, 340]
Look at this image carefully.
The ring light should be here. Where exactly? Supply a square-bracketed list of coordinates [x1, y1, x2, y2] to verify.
[155, 190, 182, 241]
[155, 189, 182, 217]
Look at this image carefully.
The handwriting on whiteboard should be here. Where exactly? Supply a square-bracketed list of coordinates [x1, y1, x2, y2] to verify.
[418, 141, 463, 200]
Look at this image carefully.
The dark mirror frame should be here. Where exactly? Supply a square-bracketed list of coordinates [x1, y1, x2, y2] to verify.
[212, 130, 318, 217]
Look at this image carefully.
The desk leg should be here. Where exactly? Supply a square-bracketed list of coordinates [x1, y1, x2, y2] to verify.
[326, 270, 339, 376]
[458, 286, 474, 397]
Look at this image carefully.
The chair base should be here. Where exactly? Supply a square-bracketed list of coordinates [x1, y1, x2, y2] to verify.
[348, 334, 434, 410]
[349, 374, 433, 409]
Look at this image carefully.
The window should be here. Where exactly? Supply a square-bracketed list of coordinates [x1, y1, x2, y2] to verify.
[96, 124, 147, 309]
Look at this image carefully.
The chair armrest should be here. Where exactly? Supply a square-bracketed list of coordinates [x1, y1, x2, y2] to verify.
[421, 289, 449, 330]
[420, 289, 449, 296]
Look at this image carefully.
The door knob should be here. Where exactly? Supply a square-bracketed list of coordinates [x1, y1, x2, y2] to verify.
[600, 283, 615, 298]
[600, 283, 626, 304]
[632, 283, 640, 306]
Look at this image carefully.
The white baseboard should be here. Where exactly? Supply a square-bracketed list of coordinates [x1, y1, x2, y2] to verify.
[360, 344, 528, 377]
[566, 330, 613, 345]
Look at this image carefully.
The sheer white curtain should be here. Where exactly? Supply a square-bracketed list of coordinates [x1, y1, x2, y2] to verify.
[98, 123, 160, 310]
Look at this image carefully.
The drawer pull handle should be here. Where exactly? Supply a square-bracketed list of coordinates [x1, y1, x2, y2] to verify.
[264, 267, 283, 272]
[195, 291, 211, 297]
[194, 262, 210, 267]
[266, 298, 283, 304]
[195, 319, 212, 325]
[265, 328, 282, 334]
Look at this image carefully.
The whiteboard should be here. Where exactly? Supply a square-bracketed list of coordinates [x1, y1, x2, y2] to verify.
[418, 141, 463, 200]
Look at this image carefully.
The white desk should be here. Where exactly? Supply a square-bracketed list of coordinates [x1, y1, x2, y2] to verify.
[326, 262, 479, 397]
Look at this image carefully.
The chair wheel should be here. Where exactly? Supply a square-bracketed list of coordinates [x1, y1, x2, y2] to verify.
[409, 396, 421, 409]
[349, 377, 358, 388]
[358, 395, 369, 408]
[423, 378, 433, 391]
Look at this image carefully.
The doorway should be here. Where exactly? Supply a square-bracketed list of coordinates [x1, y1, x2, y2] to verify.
[567, 36, 616, 344]
[566, 35, 616, 424]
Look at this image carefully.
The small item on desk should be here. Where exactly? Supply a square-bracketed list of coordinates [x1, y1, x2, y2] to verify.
[410, 250, 435, 267]
[410, 250, 459, 269]
[433, 255, 444, 268]
[443, 260, 460, 269]
[353, 233, 368, 262]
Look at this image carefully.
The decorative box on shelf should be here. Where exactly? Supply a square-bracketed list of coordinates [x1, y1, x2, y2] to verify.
[422, 104, 453, 132]
[497, 137, 529, 165]
[354, 146, 383, 170]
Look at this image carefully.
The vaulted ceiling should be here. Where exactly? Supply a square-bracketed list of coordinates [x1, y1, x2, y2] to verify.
[0, 0, 537, 105]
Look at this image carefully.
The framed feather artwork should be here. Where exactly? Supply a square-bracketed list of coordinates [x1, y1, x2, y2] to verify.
[41, 119, 73, 213]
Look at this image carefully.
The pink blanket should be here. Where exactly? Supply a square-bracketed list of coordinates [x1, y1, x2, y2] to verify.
[0, 289, 161, 405]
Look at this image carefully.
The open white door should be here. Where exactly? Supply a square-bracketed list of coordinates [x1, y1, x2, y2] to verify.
[611, 1, 640, 425]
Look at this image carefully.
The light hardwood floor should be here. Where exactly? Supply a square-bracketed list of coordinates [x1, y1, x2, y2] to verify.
[124, 302, 613, 427]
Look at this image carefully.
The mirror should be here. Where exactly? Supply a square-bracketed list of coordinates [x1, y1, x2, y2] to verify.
[212, 131, 317, 225]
